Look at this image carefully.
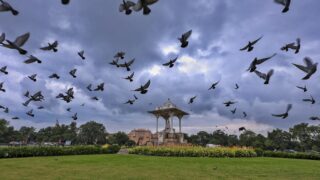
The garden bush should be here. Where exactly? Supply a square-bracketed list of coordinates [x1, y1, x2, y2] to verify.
[261, 150, 320, 160]
[128, 146, 257, 158]
[0, 145, 120, 158]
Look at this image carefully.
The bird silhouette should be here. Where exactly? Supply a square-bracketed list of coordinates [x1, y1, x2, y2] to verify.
[26, 109, 34, 117]
[0, 0, 19, 15]
[243, 112, 247, 118]
[281, 38, 300, 53]
[40, 40, 58, 52]
[49, 73, 60, 79]
[78, 50, 85, 60]
[296, 85, 307, 92]
[235, 84, 239, 89]
[87, 84, 92, 91]
[119, 0, 135, 15]
[109, 59, 120, 67]
[224, 101, 237, 107]
[12, 116, 19, 120]
[91, 96, 99, 101]
[188, 96, 197, 104]
[0, 82, 5, 92]
[124, 72, 134, 82]
[272, 104, 292, 119]
[247, 53, 277, 72]
[240, 36, 263, 52]
[310, 116, 320, 121]
[94, 83, 104, 91]
[178, 30, 192, 48]
[4, 107, 8, 113]
[114, 51, 126, 60]
[239, 127, 246, 131]
[231, 108, 237, 114]
[38, 106, 44, 109]
[163, 56, 178, 68]
[28, 74, 37, 82]
[208, 81, 220, 90]
[61, 0, 70, 5]
[0, 66, 8, 75]
[133, 0, 158, 15]
[1, 32, 30, 54]
[303, 95, 315, 104]
[254, 69, 274, 84]
[72, 113, 78, 120]
[292, 57, 317, 80]
[69, 68, 77, 78]
[274, 0, 291, 13]
[24, 91, 30, 98]
[119, 58, 135, 71]
[23, 91, 44, 106]
[66, 107, 71, 112]
[133, 80, 151, 94]
[24, 55, 42, 64]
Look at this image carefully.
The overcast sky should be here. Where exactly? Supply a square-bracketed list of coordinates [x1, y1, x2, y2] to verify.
[0, 0, 320, 135]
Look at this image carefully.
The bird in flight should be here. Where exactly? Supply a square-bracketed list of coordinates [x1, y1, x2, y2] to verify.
[281, 38, 300, 54]
[239, 127, 246, 131]
[231, 108, 237, 114]
[0, 66, 8, 75]
[78, 50, 85, 60]
[208, 81, 220, 90]
[28, 74, 37, 82]
[124, 95, 138, 105]
[24, 55, 42, 64]
[303, 95, 316, 104]
[254, 69, 274, 85]
[274, 0, 291, 13]
[114, 51, 126, 60]
[296, 85, 307, 92]
[243, 112, 247, 118]
[23, 91, 44, 106]
[0, 0, 19, 15]
[247, 53, 277, 72]
[178, 30, 192, 48]
[240, 36, 263, 52]
[133, 80, 151, 94]
[26, 109, 35, 117]
[87, 84, 92, 91]
[309, 116, 320, 121]
[1, 32, 30, 55]
[132, 0, 159, 15]
[224, 101, 237, 107]
[188, 96, 197, 104]
[72, 113, 78, 120]
[49, 73, 60, 79]
[119, 58, 135, 71]
[119, 1, 135, 15]
[272, 104, 292, 119]
[61, 0, 70, 5]
[124, 72, 135, 82]
[235, 83, 239, 89]
[0, 82, 5, 92]
[94, 83, 104, 91]
[69, 68, 77, 78]
[40, 40, 58, 52]
[163, 56, 178, 68]
[292, 57, 318, 80]
[110, 59, 120, 67]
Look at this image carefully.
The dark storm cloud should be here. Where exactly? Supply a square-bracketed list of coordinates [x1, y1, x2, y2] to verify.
[1, 0, 320, 134]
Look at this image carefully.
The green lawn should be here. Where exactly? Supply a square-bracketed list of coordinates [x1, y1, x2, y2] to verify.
[0, 155, 320, 180]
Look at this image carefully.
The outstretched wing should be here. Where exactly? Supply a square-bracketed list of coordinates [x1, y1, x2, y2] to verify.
[251, 36, 263, 45]
[292, 63, 309, 73]
[272, 113, 284, 117]
[182, 30, 192, 40]
[286, 104, 292, 113]
[14, 32, 30, 47]
[256, 53, 277, 64]
[303, 57, 314, 68]
[133, 0, 142, 11]
[127, 58, 135, 66]
[274, 0, 286, 6]
[254, 70, 267, 80]
[162, 61, 171, 66]
[143, 80, 151, 89]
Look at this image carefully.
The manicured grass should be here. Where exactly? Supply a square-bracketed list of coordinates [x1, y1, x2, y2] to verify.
[0, 155, 320, 180]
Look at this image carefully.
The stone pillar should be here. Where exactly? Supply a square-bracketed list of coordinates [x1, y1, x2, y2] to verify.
[179, 117, 181, 133]
[156, 116, 159, 134]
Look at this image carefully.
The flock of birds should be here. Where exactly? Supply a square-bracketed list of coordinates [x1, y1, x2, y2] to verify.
[0, 0, 319, 133]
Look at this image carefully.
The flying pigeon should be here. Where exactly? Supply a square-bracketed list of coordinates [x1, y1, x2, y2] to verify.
[12, 117, 19, 120]
[178, 30, 192, 48]
[208, 81, 220, 90]
[87, 84, 92, 91]
[61, 0, 70, 5]
[114, 51, 126, 60]
[163, 56, 178, 68]
[292, 57, 317, 80]
[243, 112, 247, 118]
[240, 36, 263, 52]
[124, 72, 134, 82]
[0, 66, 8, 75]
[109, 59, 120, 67]
[235, 84, 239, 89]
[254, 69, 274, 84]
[72, 113, 78, 120]
[188, 96, 197, 104]
[0, 105, 5, 109]
[296, 85, 307, 92]
[247, 53, 277, 72]
[66, 107, 71, 112]
[40, 40, 58, 52]
[78, 50, 85, 60]
[49, 73, 60, 79]
[0, 0, 19, 15]
[303, 95, 315, 104]
[119, 58, 135, 71]
[239, 127, 246, 131]
[133, 0, 159, 15]
[28, 74, 37, 82]
[281, 38, 300, 54]
[310, 116, 320, 121]
[231, 108, 237, 114]
[1, 32, 30, 54]
[24, 91, 30, 98]
[91, 96, 99, 101]
[94, 83, 104, 91]
[24, 55, 42, 64]
[38, 106, 44, 110]
[119, 0, 135, 15]
[224, 101, 237, 107]
[0, 82, 5, 92]
[272, 104, 292, 119]
[23, 91, 44, 106]
[69, 68, 77, 78]
[4, 107, 8, 113]
[133, 80, 151, 94]
[26, 109, 34, 117]
[274, 0, 291, 13]
[124, 99, 136, 105]
[134, 94, 138, 100]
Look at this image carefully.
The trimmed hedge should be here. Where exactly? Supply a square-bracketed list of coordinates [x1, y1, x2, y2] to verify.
[0, 145, 120, 158]
[128, 146, 257, 158]
[260, 150, 320, 160]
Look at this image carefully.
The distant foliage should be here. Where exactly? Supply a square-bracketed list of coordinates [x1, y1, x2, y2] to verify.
[128, 146, 257, 158]
[0, 145, 120, 158]
[260, 150, 320, 160]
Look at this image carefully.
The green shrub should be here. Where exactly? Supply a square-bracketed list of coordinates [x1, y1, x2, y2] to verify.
[128, 146, 256, 158]
[260, 151, 320, 160]
[0, 145, 120, 159]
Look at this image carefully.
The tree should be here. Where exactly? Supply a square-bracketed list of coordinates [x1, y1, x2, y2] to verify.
[265, 129, 292, 151]
[18, 126, 36, 143]
[210, 130, 228, 146]
[77, 121, 107, 145]
[239, 130, 257, 147]
[107, 131, 129, 146]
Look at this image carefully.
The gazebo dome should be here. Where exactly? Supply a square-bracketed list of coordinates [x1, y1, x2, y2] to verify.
[159, 98, 177, 110]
